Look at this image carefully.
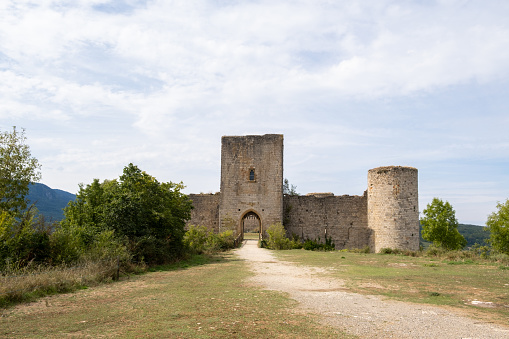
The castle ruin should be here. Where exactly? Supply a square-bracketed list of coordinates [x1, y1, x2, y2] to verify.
[187, 134, 419, 252]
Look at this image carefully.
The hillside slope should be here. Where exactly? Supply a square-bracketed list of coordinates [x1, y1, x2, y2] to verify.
[27, 183, 76, 221]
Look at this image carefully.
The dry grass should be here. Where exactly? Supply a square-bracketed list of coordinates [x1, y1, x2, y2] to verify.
[0, 259, 140, 307]
[273, 249, 509, 326]
[0, 253, 348, 338]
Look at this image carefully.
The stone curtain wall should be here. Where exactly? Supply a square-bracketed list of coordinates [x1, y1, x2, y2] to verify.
[284, 193, 370, 250]
[367, 166, 419, 252]
[187, 193, 220, 232]
[219, 134, 284, 236]
[186, 135, 420, 253]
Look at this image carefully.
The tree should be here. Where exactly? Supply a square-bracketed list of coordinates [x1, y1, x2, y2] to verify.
[283, 178, 298, 196]
[61, 163, 193, 263]
[486, 199, 509, 255]
[0, 127, 41, 216]
[420, 198, 466, 250]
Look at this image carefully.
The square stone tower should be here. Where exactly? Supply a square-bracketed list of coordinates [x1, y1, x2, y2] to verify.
[219, 134, 284, 236]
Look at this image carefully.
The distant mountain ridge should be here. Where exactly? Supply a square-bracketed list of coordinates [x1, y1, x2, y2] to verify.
[27, 183, 76, 221]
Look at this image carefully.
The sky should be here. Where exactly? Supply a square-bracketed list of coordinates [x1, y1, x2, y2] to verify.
[1, 0, 508, 226]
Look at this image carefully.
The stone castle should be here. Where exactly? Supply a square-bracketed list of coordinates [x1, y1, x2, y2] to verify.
[187, 134, 419, 252]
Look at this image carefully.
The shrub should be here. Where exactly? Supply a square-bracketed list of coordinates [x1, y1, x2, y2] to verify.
[491, 252, 509, 265]
[468, 244, 491, 258]
[0, 210, 52, 270]
[266, 223, 292, 250]
[84, 230, 130, 262]
[402, 249, 418, 257]
[207, 230, 235, 252]
[183, 225, 236, 254]
[264, 223, 303, 250]
[379, 248, 419, 256]
[301, 236, 335, 251]
[425, 246, 446, 257]
[346, 246, 370, 254]
[258, 238, 267, 248]
[183, 225, 209, 254]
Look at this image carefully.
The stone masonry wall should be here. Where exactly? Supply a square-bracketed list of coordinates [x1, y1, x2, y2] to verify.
[367, 166, 419, 252]
[187, 193, 220, 232]
[219, 134, 284, 236]
[186, 135, 420, 253]
[284, 193, 370, 250]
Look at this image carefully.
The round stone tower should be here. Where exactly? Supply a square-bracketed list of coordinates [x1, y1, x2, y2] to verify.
[367, 166, 419, 252]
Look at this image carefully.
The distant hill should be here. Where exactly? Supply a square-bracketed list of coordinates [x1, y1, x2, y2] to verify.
[457, 224, 489, 247]
[419, 223, 489, 249]
[26, 183, 76, 221]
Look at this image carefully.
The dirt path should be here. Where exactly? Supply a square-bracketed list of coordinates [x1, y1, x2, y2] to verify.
[235, 239, 509, 339]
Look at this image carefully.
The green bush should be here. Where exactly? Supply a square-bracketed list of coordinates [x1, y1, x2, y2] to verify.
[302, 236, 335, 251]
[302, 239, 321, 251]
[258, 238, 267, 248]
[378, 247, 419, 256]
[183, 225, 210, 254]
[425, 246, 447, 257]
[468, 244, 491, 258]
[208, 230, 235, 252]
[264, 224, 335, 251]
[183, 225, 236, 254]
[49, 224, 95, 264]
[0, 210, 52, 270]
[347, 246, 371, 253]
[491, 252, 509, 265]
[379, 247, 394, 254]
[129, 236, 180, 265]
[266, 223, 298, 250]
[84, 230, 130, 262]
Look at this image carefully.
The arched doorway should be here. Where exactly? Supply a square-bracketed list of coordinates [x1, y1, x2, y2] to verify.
[241, 211, 262, 240]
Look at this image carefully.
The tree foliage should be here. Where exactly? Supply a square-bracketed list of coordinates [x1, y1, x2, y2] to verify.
[486, 199, 509, 255]
[420, 198, 466, 250]
[283, 178, 298, 196]
[183, 225, 235, 254]
[0, 127, 41, 216]
[61, 163, 193, 263]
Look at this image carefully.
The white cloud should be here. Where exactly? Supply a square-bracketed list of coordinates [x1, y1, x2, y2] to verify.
[1, 0, 508, 225]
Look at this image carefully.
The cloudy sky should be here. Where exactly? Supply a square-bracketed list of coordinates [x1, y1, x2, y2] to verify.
[1, 0, 508, 225]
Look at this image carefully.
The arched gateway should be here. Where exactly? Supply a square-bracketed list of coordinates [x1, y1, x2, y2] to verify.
[241, 210, 262, 238]
[218, 135, 284, 239]
[187, 134, 419, 253]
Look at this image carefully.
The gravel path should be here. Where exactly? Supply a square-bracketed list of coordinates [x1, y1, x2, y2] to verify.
[235, 239, 509, 339]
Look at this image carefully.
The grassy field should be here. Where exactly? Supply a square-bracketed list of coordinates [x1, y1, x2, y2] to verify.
[0, 253, 347, 338]
[2, 247, 508, 337]
[273, 249, 509, 326]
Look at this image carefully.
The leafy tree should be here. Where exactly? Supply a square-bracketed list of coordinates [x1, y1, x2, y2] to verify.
[486, 199, 509, 255]
[283, 178, 298, 196]
[420, 198, 466, 250]
[0, 206, 52, 269]
[61, 163, 193, 263]
[0, 127, 41, 216]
